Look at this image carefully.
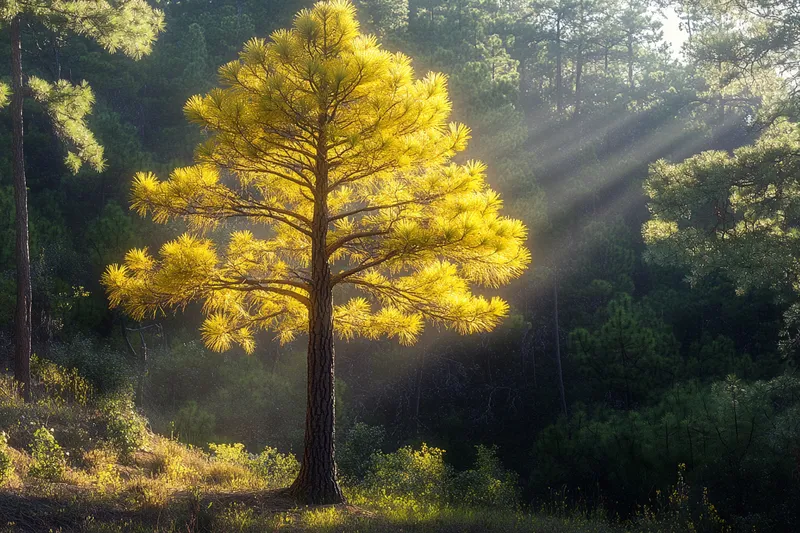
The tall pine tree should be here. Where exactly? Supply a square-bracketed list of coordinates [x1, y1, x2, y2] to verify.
[103, 0, 530, 504]
[0, 0, 164, 400]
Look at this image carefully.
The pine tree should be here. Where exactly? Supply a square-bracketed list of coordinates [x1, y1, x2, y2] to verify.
[102, 0, 530, 504]
[643, 120, 800, 296]
[0, 0, 164, 401]
[569, 294, 680, 409]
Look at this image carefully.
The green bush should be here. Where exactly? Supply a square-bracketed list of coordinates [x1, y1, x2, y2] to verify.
[363, 443, 451, 509]
[48, 335, 132, 395]
[252, 446, 300, 487]
[173, 400, 216, 446]
[209, 442, 249, 465]
[338, 422, 385, 482]
[28, 427, 66, 481]
[452, 445, 519, 509]
[0, 431, 13, 483]
[209, 442, 299, 488]
[101, 396, 145, 460]
[31, 354, 93, 406]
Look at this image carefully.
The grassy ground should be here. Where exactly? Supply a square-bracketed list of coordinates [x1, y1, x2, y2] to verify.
[0, 487, 626, 533]
[0, 368, 704, 532]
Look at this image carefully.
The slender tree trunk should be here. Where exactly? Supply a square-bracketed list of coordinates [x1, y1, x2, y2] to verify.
[574, 57, 583, 119]
[685, 12, 693, 44]
[520, 322, 531, 384]
[556, 15, 563, 115]
[627, 34, 634, 96]
[136, 328, 148, 406]
[11, 15, 32, 403]
[415, 349, 425, 437]
[553, 271, 567, 417]
[574, 0, 584, 119]
[289, 124, 344, 505]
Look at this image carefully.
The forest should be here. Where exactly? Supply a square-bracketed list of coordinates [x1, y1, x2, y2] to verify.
[0, 0, 799, 531]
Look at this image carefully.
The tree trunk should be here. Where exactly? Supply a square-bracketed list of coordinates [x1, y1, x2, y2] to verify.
[415, 349, 425, 437]
[574, 56, 583, 119]
[556, 15, 563, 115]
[627, 34, 634, 96]
[574, 0, 584, 119]
[11, 15, 32, 403]
[553, 271, 567, 417]
[288, 123, 344, 505]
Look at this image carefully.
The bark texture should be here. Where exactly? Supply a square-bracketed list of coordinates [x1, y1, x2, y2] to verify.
[11, 15, 32, 402]
[288, 121, 344, 505]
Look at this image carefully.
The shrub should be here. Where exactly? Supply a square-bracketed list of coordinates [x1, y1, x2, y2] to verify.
[28, 427, 66, 481]
[48, 335, 131, 395]
[101, 395, 146, 460]
[209, 442, 249, 465]
[452, 445, 519, 509]
[209, 442, 299, 488]
[0, 431, 13, 483]
[151, 438, 201, 483]
[31, 354, 93, 406]
[0, 374, 22, 406]
[173, 401, 216, 446]
[338, 422, 385, 482]
[252, 446, 299, 488]
[83, 448, 121, 490]
[362, 443, 450, 510]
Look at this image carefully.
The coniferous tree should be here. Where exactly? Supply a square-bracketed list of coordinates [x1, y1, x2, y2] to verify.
[569, 293, 680, 409]
[0, 0, 164, 400]
[102, 0, 530, 504]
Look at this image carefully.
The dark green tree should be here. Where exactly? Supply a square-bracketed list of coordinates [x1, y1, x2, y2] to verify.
[569, 293, 680, 408]
[1, 1, 163, 400]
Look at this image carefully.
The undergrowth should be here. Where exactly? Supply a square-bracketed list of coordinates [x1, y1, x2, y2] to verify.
[0, 362, 737, 532]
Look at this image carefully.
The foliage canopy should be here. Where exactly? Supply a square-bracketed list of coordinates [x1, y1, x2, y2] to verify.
[103, 0, 530, 353]
[1, 0, 164, 172]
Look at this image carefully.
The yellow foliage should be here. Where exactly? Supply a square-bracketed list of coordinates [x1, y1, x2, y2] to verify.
[103, 0, 530, 352]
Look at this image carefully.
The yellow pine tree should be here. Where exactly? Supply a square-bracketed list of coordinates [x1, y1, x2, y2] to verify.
[102, 0, 530, 504]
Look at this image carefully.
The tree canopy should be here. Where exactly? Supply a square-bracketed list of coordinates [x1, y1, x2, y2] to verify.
[102, 0, 530, 353]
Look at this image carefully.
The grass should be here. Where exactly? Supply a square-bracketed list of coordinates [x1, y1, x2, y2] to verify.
[0, 370, 714, 532]
[0, 490, 626, 533]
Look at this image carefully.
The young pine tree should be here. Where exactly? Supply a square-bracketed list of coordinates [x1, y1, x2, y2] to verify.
[102, 0, 530, 504]
[0, 1, 164, 401]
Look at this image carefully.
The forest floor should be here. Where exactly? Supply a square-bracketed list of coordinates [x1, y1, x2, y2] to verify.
[0, 370, 685, 533]
[0, 492, 628, 533]
[0, 484, 626, 533]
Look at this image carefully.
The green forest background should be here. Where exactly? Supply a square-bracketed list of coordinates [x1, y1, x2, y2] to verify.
[2, 0, 800, 529]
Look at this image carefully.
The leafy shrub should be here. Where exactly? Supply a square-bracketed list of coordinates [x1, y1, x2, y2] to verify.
[151, 438, 201, 483]
[338, 422, 385, 482]
[83, 448, 121, 490]
[362, 443, 450, 509]
[173, 400, 216, 446]
[48, 335, 131, 395]
[252, 446, 299, 487]
[31, 354, 93, 406]
[101, 395, 145, 460]
[452, 445, 519, 509]
[209, 442, 249, 465]
[28, 427, 66, 481]
[0, 374, 22, 406]
[0, 431, 13, 483]
[209, 442, 299, 488]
